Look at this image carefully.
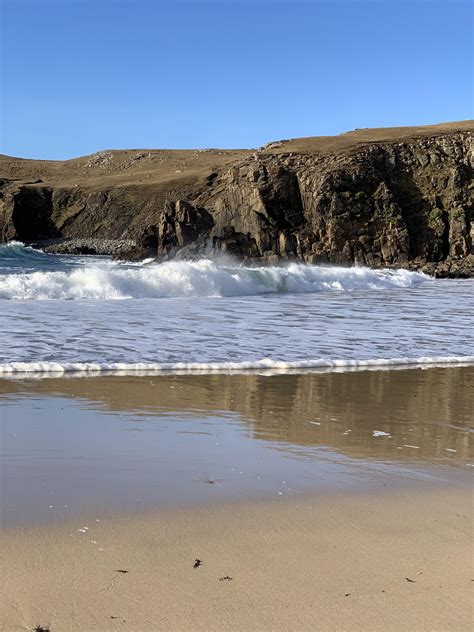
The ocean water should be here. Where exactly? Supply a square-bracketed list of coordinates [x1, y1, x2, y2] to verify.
[0, 241, 473, 376]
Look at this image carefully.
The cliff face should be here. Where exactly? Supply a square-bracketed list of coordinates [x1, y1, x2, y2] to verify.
[193, 130, 473, 276]
[1, 122, 473, 276]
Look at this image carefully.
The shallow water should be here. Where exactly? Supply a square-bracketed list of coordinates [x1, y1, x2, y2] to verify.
[1, 368, 472, 526]
[0, 243, 473, 375]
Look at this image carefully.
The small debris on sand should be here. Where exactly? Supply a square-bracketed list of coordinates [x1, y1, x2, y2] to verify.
[194, 559, 203, 568]
[219, 576, 233, 581]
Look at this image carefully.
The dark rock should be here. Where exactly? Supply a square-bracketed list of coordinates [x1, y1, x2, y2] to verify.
[158, 199, 214, 256]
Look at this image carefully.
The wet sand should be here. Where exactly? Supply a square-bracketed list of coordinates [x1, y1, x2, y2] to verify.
[1, 367, 472, 526]
[0, 367, 473, 630]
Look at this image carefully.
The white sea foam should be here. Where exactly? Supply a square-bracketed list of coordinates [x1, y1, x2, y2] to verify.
[0, 258, 429, 300]
[0, 355, 472, 377]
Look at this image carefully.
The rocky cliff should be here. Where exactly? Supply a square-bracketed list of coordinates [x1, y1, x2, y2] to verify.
[1, 121, 472, 276]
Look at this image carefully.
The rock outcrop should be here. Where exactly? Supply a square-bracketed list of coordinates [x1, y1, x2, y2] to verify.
[1, 121, 472, 276]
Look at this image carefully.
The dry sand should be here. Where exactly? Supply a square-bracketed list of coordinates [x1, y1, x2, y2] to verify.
[1, 487, 473, 632]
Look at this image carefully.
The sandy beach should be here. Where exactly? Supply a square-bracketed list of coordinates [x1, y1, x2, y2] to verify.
[1, 487, 473, 631]
[0, 367, 473, 630]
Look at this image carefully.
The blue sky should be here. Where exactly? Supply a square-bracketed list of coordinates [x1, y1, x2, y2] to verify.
[1, 0, 472, 159]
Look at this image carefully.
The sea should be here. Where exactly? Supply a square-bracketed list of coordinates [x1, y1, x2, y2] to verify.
[0, 241, 473, 376]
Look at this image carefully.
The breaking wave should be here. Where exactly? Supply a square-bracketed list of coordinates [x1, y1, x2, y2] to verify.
[0, 256, 429, 300]
[0, 240, 49, 261]
[0, 356, 472, 377]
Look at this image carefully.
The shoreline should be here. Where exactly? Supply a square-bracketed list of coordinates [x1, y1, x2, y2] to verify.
[2, 473, 472, 535]
[1, 356, 474, 379]
[1, 487, 472, 631]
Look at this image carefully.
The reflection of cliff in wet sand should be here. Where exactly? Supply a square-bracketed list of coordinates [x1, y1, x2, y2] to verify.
[2, 366, 472, 464]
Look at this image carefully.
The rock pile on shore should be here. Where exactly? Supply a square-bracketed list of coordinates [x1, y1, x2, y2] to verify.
[30, 238, 137, 256]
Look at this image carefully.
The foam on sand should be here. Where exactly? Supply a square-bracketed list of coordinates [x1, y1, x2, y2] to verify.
[0, 355, 472, 377]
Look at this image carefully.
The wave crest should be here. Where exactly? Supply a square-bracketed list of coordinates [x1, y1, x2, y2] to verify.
[0, 258, 429, 300]
[0, 241, 47, 261]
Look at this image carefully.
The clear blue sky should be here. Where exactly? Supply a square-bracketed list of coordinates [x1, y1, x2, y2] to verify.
[1, 0, 472, 159]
